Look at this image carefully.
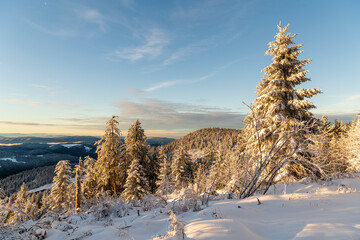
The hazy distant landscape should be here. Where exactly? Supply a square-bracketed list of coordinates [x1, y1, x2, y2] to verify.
[0, 135, 175, 179]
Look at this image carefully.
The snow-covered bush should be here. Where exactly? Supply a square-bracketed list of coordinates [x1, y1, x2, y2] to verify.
[167, 208, 185, 240]
[171, 188, 201, 213]
[141, 194, 167, 211]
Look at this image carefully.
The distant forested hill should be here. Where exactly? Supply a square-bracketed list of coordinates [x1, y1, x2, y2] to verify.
[0, 130, 239, 195]
[163, 128, 241, 157]
[0, 165, 56, 195]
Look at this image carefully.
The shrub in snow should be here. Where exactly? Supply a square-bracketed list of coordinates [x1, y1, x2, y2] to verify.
[166, 208, 185, 240]
[141, 194, 168, 211]
[171, 188, 201, 214]
[86, 198, 129, 221]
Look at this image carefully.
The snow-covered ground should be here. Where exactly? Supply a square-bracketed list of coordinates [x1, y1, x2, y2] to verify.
[28, 178, 76, 193]
[24, 176, 359, 240]
[0, 156, 24, 163]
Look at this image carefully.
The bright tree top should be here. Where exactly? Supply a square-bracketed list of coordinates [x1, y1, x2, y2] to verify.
[254, 23, 322, 123]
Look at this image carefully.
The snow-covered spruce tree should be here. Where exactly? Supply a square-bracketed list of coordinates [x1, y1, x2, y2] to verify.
[346, 116, 360, 171]
[171, 145, 192, 191]
[49, 160, 72, 211]
[24, 197, 38, 219]
[311, 116, 348, 174]
[82, 156, 98, 199]
[156, 146, 173, 195]
[209, 148, 227, 190]
[123, 120, 150, 202]
[9, 182, 29, 223]
[123, 157, 149, 203]
[243, 23, 322, 181]
[94, 116, 125, 196]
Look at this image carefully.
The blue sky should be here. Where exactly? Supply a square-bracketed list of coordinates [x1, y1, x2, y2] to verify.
[0, 0, 359, 137]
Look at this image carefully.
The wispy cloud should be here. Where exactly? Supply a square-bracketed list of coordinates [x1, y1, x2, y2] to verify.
[114, 97, 245, 131]
[163, 42, 206, 66]
[25, 18, 77, 37]
[32, 84, 53, 91]
[75, 8, 105, 31]
[5, 99, 41, 106]
[144, 73, 214, 92]
[108, 28, 169, 61]
[315, 94, 360, 115]
[119, 0, 136, 10]
[144, 59, 239, 92]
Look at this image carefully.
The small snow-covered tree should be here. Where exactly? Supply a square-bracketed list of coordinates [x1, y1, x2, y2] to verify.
[49, 160, 72, 211]
[125, 120, 152, 184]
[209, 148, 227, 190]
[156, 146, 172, 195]
[311, 116, 348, 174]
[15, 182, 28, 207]
[171, 145, 192, 191]
[123, 120, 151, 202]
[82, 156, 98, 199]
[346, 116, 360, 171]
[123, 157, 149, 203]
[9, 182, 29, 222]
[94, 116, 125, 196]
[167, 208, 185, 240]
[24, 197, 38, 219]
[242, 23, 322, 181]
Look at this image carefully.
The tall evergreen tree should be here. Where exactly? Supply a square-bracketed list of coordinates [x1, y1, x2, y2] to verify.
[9, 182, 29, 222]
[123, 157, 149, 202]
[14, 182, 28, 208]
[49, 160, 72, 211]
[243, 23, 321, 179]
[156, 146, 172, 195]
[123, 120, 150, 200]
[94, 116, 125, 196]
[346, 116, 360, 171]
[209, 148, 227, 189]
[171, 145, 192, 191]
[82, 156, 98, 199]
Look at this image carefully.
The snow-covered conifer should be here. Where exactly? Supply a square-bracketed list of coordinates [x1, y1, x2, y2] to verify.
[123, 120, 150, 202]
[156, 146, 172, 195]
[123, 157, 149, 203]
[9, 182, 29, 222]
[94, 116, 125, 196]
[82, 156, 98, 199]
[125, 120, 152, 183]
[346, 116, 360, 171]
[209, 148, 227, 189]
[15, 182, 28, 207]
[243, 23, 322, 180]
[171, 145, 192, 191]
[49, 160, 72, 211]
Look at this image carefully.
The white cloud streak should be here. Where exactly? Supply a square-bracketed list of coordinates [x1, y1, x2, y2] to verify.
[144, 59, 239, 92]
[5, 99, 41, 106]
[144, 73, 214, 92]
[25, 19, 77, 37]
[114, 97, 245, 130]
[76, 8, 105, 31]
[108, 28, 169, 61]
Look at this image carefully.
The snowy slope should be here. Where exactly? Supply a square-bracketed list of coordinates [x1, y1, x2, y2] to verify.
[17, 176, 360, 239]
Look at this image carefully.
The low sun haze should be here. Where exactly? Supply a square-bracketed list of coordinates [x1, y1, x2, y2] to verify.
[0, 0, 359, 137]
